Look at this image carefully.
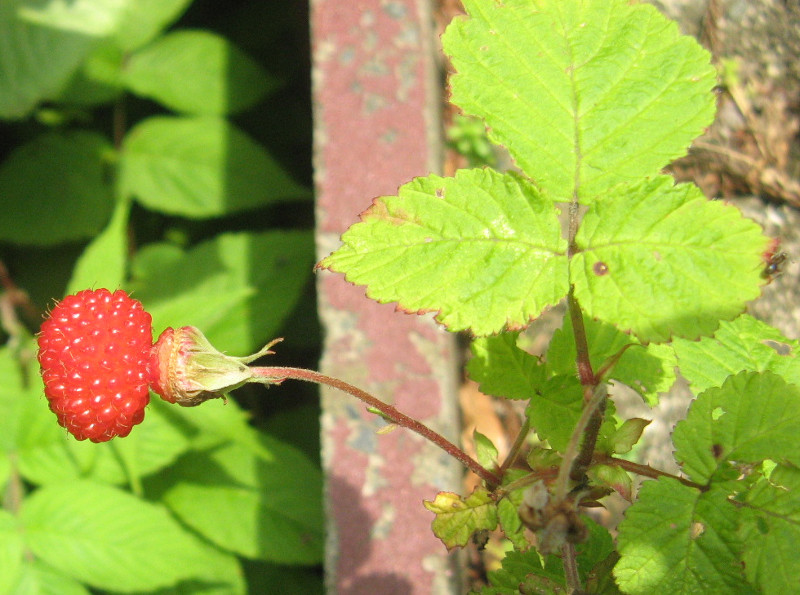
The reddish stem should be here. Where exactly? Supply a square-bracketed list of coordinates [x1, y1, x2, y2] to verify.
[592, 453, 706, 491]
[251, 366, 502, 487]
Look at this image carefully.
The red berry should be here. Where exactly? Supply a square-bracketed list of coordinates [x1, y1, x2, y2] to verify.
[37, 289, 154, 442]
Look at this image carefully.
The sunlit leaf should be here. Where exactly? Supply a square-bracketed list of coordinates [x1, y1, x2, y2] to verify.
[442, 0, 716, 203]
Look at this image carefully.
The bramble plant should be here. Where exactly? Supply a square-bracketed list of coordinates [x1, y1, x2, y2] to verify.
[318, 0, 800, 593]
[6, 1, 800, 594]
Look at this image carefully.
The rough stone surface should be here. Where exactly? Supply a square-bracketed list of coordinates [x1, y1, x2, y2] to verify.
[311, 1, 462, 593]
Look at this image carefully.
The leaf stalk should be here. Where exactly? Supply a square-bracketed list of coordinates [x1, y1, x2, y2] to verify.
[250, 366, 502, 487]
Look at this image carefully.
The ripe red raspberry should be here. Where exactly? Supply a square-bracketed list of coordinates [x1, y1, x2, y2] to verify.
[37, 288, 154, 442]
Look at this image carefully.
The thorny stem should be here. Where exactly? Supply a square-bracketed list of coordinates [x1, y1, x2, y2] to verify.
[554, 383, 608, 503]
[565, 291, 606, 485]
[250, 366, 502, 487]
[567, 291, 595, 390]
[569, 400, 605, 483]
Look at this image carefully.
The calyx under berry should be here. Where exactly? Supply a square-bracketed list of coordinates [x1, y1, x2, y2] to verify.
[149, 326, 281, 406]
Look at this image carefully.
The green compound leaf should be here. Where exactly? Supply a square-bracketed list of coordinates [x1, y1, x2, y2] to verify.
[738, 465, 800, 594]
[548, 311, 676, 406]
[21, 481, 241, 593]
[424, 488, 498, 550]
[572, 177, 768, 342]
[467, 332, 544, 399]
[119, 116, 309, 218]
[672, 313, 800, 394]
[614, 478, 754, 594]
[320, 169, 568, 336]
[123, 30, 277, 115]
[673, 371, 800, 485]
[442, 0, 716, 203]
[0, 131, 114, 245]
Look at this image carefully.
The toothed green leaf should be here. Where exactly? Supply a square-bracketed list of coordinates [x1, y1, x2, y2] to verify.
[320, 169, 567, 335]
[572, 177, 767, 342]
[442, 0, 716, 203]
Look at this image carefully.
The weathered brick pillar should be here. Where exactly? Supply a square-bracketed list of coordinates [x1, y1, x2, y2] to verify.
[311, 1, 462, 593]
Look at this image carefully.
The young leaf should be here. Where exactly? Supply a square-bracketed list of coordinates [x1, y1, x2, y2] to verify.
[423, 488, 498, 550]
[587, 464, 632, 502]
[119, 116, 309, 218]
[615, 478, 754, 594]
[603, 418, 651, 456]
[547, 311, 676, 405]
[672, 313, 800, 394]
[319, 169, 568, 335]
[21, 481, 240, 592]
[673, 371, 800, 484]
[123, 30, 278, 115]
[572, 177, 768, 342]
[738, 465, 800, 594]
[467, 332, 544, 399]
[474, 430, 499, 470]
[0, 131, 114, 245]
[442, 0, 716, 203]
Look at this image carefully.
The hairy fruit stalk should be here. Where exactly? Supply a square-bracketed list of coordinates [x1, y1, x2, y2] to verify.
[149, 325, 500, 484]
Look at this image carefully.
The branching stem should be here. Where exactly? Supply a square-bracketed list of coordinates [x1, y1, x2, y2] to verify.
[250, 366, 502, 487]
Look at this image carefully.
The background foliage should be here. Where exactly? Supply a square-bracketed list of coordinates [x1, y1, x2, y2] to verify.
[0, 1, 322, 592]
